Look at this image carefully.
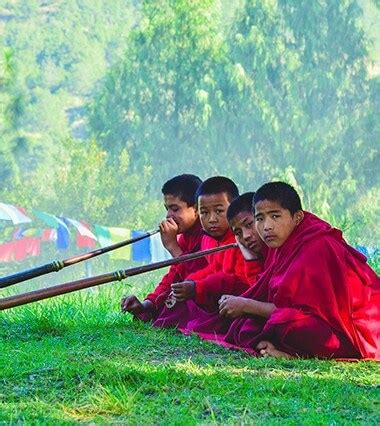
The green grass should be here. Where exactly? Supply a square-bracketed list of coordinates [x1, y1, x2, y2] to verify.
[0, 277, 379, 425]
[369, 255, 380, 274]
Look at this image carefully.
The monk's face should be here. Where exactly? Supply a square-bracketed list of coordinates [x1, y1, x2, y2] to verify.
[164, 194, 198, 234]
[230, 211, 263, 256]
[254, 200, 303, 248]
[198, 192, 230, 239]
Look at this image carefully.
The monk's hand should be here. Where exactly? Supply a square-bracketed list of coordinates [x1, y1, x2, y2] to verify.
[159, 218, 182, 256]
[218, 294, 234, 305]
[219, 296, 248, 318]
[171, 281, 195, 302]
[236, 238, 258, 261]
[121, 295, 144, 315]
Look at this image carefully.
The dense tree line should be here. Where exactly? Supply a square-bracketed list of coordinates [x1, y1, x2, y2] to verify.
[90, 0, 379, 239]
[0, 0, 379, 245]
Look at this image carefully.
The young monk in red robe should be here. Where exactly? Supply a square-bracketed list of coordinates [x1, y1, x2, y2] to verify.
[155, 182, 380, 360]
[154, 191, 265, 326]
[120, 174, 207, 320]
[156, 177, 253, 314]
[226, 192, 266, 284]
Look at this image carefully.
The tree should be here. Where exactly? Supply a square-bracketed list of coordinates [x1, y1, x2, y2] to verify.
[225, 0, 375, 215]
[1, 0, 136, 186]
[0, 49, 25, 186]
[90, 0, 236, 188]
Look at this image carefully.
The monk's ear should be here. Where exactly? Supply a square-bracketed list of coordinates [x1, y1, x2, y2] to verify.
[294, 210, 304, 226]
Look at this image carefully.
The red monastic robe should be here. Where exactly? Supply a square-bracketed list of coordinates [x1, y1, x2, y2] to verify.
[183, 228, 261, 311]
[154, 212, 380, 360]
[143, 220, 207, 311]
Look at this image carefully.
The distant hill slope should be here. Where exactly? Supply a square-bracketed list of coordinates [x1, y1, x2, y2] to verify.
[0, 0, 137, 145]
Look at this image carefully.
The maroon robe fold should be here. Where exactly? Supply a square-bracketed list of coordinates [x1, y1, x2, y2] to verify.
[154, 212, 380, 360]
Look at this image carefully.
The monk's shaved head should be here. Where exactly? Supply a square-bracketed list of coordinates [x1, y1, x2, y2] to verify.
[196, 176, 239, 203]
[227, 192, 255, 223]
[254, 182, 302, 216]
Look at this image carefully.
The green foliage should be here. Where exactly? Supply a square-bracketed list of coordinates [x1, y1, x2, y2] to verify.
[0, 49, 25, 184]
[0, 5, 379, 421]
[0, 138, 161, 230]
[0, 137, 162, 282]
[90, 0, 379, 241]
[0, 0, 379, 245]
[0, 0, 136, 185]
[90, 0, 232, 184]
[226, 0, 374, 213]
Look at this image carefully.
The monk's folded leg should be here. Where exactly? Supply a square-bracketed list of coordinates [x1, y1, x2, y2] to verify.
[256, 340, 292, 358]
[270, 316, 361, 359]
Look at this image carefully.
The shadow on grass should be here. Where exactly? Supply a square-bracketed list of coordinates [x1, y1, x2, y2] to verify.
[0, 359, 378, 424]
[0, 297, 379, 424]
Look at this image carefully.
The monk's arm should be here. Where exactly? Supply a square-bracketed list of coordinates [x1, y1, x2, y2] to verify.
[242, 299, 275, 318]
[219, 295, 275, 319]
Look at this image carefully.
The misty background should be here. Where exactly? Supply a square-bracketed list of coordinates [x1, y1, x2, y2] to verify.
[0, 0, 379, 288]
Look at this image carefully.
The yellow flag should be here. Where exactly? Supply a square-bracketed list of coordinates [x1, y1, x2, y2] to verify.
[108, 227, 131, 260]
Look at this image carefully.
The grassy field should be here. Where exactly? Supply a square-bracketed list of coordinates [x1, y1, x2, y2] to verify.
[0, 274, 379, 425]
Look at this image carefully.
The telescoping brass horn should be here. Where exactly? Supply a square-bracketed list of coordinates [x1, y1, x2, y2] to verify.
[0, 243, 237, 311]
[0, 230, 159, 289]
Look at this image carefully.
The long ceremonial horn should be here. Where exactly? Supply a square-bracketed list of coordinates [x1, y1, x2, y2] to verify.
[0, 230, 159, 289]
[0, 243, 237, 311]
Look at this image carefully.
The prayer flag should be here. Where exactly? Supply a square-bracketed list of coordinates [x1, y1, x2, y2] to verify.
[22, 228, 43, 238]
[66, 218, 97, 240]
[109, 227, 131, 260]
[66, 219, 96, 249]
[14, 237, 41, 260]
[0, 237, 41, 262]
[42, 228, 57, 242]
[33, 210, 68, 230]
[56, 222, 70, 250]
[94, 224, 112, 247]
[12, 227, 24, 240]
[0, 202, 32, 224]
[131, 230, 151, 262]
[0, 240, 15, 262]
[150, 232, 171, 262]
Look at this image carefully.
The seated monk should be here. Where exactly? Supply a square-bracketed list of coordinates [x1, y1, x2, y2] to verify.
[121, 174, 207, 321]
[164, 176, 251, 312]
[155, 181, 380, 360]
[153, 191, 265, 328]
[226, 192, 266, 284]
